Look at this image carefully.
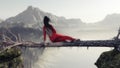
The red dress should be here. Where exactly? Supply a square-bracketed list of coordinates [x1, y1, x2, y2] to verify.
[43, 25, 75, 42]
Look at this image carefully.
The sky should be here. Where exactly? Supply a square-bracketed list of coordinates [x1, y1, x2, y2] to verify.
[0, 0, 120, 23]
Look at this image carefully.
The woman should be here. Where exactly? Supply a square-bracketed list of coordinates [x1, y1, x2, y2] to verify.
[43, 16, 77, 42]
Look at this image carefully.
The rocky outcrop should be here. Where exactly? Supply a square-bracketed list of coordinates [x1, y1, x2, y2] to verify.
[0, 47, 23, 68]
[95, 49, 120, 68]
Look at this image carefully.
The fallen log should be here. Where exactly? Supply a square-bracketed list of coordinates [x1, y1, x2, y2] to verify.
[1, 39, 120, 53]
[19, 40, 120, 47]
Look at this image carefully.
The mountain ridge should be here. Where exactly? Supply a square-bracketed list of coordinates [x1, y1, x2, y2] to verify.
[1, 6, 120, 30]
[4, 6, 83, 28]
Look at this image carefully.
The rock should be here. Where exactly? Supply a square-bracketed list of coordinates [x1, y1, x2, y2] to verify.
[95, 49, 120, 68]
[0, 47, 23, 68]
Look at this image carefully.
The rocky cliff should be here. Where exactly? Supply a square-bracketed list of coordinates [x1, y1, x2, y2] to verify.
[95, 49, 120, 68]
[0, 47, 23, 68]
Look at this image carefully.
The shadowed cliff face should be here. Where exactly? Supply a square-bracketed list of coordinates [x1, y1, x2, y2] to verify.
[95, 49, 120, 68]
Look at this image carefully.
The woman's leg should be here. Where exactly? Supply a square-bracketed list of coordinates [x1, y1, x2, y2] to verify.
[53, 34, 76, 42]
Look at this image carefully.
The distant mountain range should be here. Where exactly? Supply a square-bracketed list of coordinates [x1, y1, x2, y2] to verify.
[0, 6, 120, 41]
[93, 13, 120, 30]
[2, 6, 120, 30]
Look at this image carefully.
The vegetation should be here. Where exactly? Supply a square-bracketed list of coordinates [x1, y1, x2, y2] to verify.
[0, 47, 23, 68]
[95, 49, 120, 68]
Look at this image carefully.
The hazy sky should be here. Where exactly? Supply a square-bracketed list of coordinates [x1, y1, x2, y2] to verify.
[0, 0, 120, 23]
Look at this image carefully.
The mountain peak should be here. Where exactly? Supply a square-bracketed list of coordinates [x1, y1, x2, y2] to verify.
[5, 6, 45, 27]
[27, 6, 34, 10]
[26, 6, 41, 12]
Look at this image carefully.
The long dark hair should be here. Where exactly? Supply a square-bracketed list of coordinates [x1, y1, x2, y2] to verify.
[43, 16, 51, 28]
